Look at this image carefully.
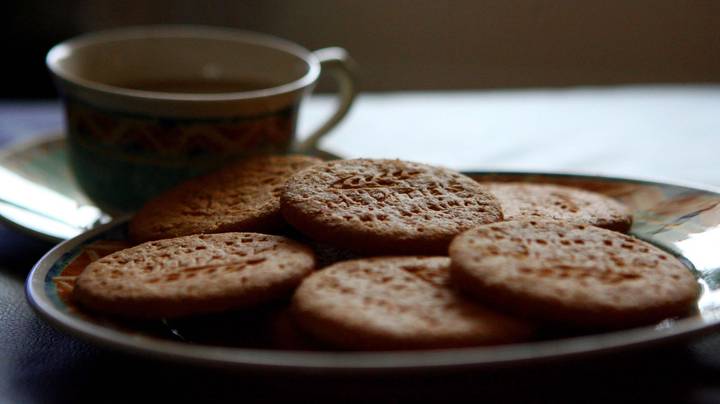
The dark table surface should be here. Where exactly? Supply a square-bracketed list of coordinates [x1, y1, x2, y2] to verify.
[3, 89, 720, 403]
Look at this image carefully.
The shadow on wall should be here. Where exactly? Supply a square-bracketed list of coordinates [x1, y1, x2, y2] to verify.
[4, 0, 720, 97]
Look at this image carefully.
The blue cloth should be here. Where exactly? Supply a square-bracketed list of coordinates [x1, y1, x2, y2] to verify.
[0, 101, 62, 147]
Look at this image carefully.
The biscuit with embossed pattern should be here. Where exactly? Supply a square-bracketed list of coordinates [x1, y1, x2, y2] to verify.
[281, 159, 503, 255]
[482, 182, 632, 233]
[129, 155, 322, 243]
[292, 257, 533, 349]
[449, 220, 699, 328]
[74, 232, 315, 318]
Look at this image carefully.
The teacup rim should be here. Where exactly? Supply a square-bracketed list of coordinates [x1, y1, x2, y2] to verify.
[46, 24, 321, 102]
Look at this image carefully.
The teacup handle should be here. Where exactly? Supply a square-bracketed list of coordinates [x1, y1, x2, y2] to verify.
[295, 47, 357, 155]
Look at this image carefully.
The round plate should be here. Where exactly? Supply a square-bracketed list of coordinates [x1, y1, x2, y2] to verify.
[25, 172, 720, 371]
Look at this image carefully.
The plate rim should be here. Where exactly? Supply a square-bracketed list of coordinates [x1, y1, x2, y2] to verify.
[25, 170, 720, 372]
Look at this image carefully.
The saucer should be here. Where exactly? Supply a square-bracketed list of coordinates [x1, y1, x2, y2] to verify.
[0, 134, 109, 242]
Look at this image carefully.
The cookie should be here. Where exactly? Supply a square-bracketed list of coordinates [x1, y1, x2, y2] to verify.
[482, 182, 633, 233]
[73, 232, 315, 318]
[449, 220, 699, 329]
[281, 159, 503, 255]
[129, 155, 322, 243]
[292, 257, 533, 350]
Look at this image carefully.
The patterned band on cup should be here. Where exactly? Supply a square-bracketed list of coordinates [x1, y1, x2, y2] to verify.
[65, 98, 297, 166]
[64, 98, 299, 213]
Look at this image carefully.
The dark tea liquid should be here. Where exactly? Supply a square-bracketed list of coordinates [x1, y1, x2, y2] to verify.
[118, 78, 277, 93]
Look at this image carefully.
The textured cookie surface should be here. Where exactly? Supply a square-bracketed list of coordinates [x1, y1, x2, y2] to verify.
[129, 155, 321, 243]
[449, 220, 699, 328]
[482, 182, 633, 233]
[74, 233, 315, 318]
[292, 257, 533, 350]
[281, 159, 503, 255]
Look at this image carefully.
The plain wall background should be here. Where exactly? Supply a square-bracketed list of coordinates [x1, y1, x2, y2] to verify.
[4, 0, 720, 97]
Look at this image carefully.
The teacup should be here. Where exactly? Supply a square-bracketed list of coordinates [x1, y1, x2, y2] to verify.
[46, 25, 356, 215]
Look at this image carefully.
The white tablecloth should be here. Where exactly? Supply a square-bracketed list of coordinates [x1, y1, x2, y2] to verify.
[300, 85, 720, 187]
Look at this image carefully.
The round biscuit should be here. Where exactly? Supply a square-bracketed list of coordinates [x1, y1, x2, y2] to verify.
[482, 182, 633, 233]
[129, 155, 322, 243]
[73, 232, 315, 318]
[292, 257, 533, 350]
[449, 220, 699, 328]
[280, 159, 503, 255]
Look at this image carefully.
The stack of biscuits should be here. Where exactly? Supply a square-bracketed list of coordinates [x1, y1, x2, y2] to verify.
[72, 156, 700, 350]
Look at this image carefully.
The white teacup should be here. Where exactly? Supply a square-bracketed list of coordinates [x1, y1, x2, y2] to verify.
[46, 25, 356, 214]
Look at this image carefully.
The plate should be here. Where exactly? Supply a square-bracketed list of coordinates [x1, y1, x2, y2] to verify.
[26, 172, 720, 371]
